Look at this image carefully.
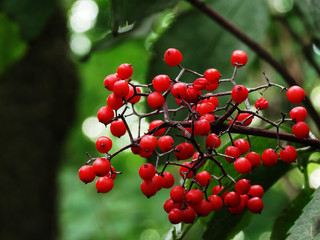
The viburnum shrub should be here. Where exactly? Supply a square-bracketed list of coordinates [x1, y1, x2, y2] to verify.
[78, 48, 318, 225]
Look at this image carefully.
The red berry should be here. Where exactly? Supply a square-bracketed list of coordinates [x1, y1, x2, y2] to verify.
[126, 86, 141, 104]
[164, 48, 183, 66]
[212, 185, 227, 198]
[235, 113, 253, 126]
[225, 146, 241, 163]
[196, 102, 215, 115]
[290, 106, 307, 122]
[208, 194, 223, 211]
[139, 163, 156, 180]
[232, 85, 248, 103]
[96, 177, 114, 193]
[234, 138, 250, 155]
[159, 172, 175, 188]
[97, 106, 114, 124]
[245, 152, 261, 168]
[235, 179, 251, 195]
[148, 120, 165, 136]
[181, 207, 196, 224]
[186, 189, 203, 205]
[248, 185, 264, 198]
[170, 186, 185, 203]
[171, 82, 187, 99]
[228, 194, 248, 214]
[140, 135, 157, 152]
[261, 148, 278, 167]
[183, 85, 200, 103]
[95, 136, 112, 153]
[199, 113, 215, 122]
[107, 93, 123, 110]
[204, 68, 221, 84]
[141, 179, 158, 198]
[231, 50, 248, 67]
[79, 165, 96, 183]
[193, 78, 208, 91]
[175, 142, 194, 160]
[292, 121, 309, 138]
[179, 162, 193, 179]
[234, 157, 252, 174]
[206, 133, 221, 149]
[224, 191, 241, 208]
[192, 200, 213, 217]
[194, 119, 211, 136]
[163, 199, 183, 213]
[110, 119, 126, 137]
[103, 73, 119, 91]
[203, 94, 219, 107]
[147, 92, 164, 110]
[247, 197, 264, 214]
[158, 135, 174, 152]
[205, 82, 219, 91]
[93, 158, 111, 176]
[117, 63, 133, 79]
[255, 97, 268, 110]
[139, 150, 153, 158]
[195, 171, 211, 186]
[280, 145, 297, 163]
[287, 86, 305, 104]
[168, 208, 182, 224]
[113, 80, 129, 98]
[153, 74, 171, 92]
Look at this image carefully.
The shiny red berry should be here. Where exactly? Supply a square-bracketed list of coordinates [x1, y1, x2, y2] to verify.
[186, 189, 203, 205]
[158, 135, 174, 152]
[286, 86, 305, 104]
[231, 50, 248, 67]
[110, 119, 126, 137]
[234, 157, 252, 174]
[206, 133, 221, 149]
[79, 165, 95, 183]
[247, 197, 264, 213]
[164, 48, 183, 66]
[141, 179, 158, 198]
[97, 106, 114, 124]
[194, 119, 211, 136]
[232, 85, 248, 103]
[147, 92, 164, 110]
[225, 146, 241, 163]
[290, 106, 307, 122]
[261, 148, 278, 167]
[280, 145, 297, 163]
[234, 138, 250, 155]
[245, 152, 261, 168]
[195, 171, 211, 186]
[175, 142, 194, 160]
[292, 121, 309, 138]
[96, 177, 114, 193]
[117, 63, 133, 79]
[139, 163, 155, 180]
[113, 80, 129, 98]
[103, 73, 119, 91]
[107, 93, 123, 110]
[148, 120, 165, 136]
[255, 97, 268, 110]
[153, 74, 171, 92]
[95, 136, 112, 153]
[224, 191, 241, 208]
[93, 158, 111, 176]
[204, 68, 221, 84]
[248, 185, 264, 198]
[235, 179, 251, 195]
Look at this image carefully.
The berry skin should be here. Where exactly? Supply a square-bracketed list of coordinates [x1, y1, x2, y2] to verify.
[231, 85, 249, 103]
[261, 148, 278, 167]
[141, 179, 158, 198]
[164, 48, 183, 66]
[139, 163, 156, 180]
[79, 165, 96, 183]
[212, 185, 227, 199]
[234, 157, 252, 174]
[95, 136, 112, 153]
[153, 74, 171, 92]
[231, 50, 248, 67]
[171, 82, 187, 99]
[280, 145, 297, 163]
[292, 122, 309, 138]
[179, 162, 193, 179]
[194, 119, 211, 136]
[255, 97, 268, 110]
[245, 152, 261, 168]
[147, 92, 164, 110]
[174, 142, 194, 160]
[148, 120, 165, 136]
[126, 86, 141, 104]
[247, 197, 264, 214]
[286, 86, 305, 104]
[235, 113, 253, 126]
[139, 135, 157, 152]
[248, 185, 264, 198]
[103, 73, 119, 91]
[168, 208, 182, 224]
[203, 94, 219, 107]
[181, 207, 196, 224]
[290, 106, 307, 122]
[204, 68, 221, 84]
[158, 135, 174, 152]
[97, 106, 114, 124]
[197, 102, 215, 115]
[93, 158, 111, 176]
[208, 195, 223, 211]
[110, 119, 126, 137]
[192, 200, 213, 217]
[170, 186, 185, 203]
[193, 78, 208, 91]
[163, 199, 183, 213]
[183, 86, 200, 103]
[205, 82, 219, 91]
[96, 177, 114, 193]
[224, 146, 241, 163]
[228, 194, 248, 215]
[113, 80, 129, 98]
[224, 191, 241, 208]
[235, 179, 251, 195]
[206, 133, 221, 149]
[159, 172, 175, 189]
[234, 138, 250, 155]
[107, 93, 123, 110]
[117, 63, 133, 79]
[195, 171, 211, 186]
[186, 189, 204, 205]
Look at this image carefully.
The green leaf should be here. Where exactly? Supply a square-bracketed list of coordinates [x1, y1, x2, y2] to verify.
[0, 13, 27, 75]
[287, 187, 320, 240]
[0, 0, 55, 41]
[271, 188, 315, 240]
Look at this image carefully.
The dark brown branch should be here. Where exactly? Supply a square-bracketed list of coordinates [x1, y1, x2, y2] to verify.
[186, 0, 320, 130]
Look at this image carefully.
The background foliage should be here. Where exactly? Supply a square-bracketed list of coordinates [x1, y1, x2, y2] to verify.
[0, 0, 319, 239]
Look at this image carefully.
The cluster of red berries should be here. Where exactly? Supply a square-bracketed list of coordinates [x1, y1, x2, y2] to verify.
[79, 48, 310, 224]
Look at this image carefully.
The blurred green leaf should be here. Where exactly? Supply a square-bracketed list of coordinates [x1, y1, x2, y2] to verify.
[0, 0, 55, 41]
[0, 13, 27, 75]
[287, 187, 320, 240]
[271, 188, 315, 240]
